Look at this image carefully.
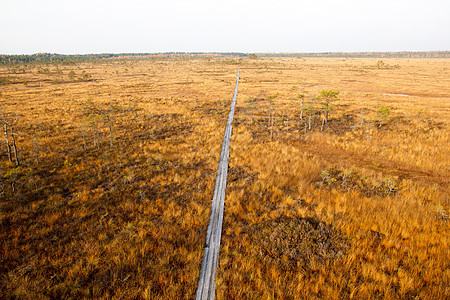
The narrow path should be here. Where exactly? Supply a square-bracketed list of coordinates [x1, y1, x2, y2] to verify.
[195, 69, 239, 300]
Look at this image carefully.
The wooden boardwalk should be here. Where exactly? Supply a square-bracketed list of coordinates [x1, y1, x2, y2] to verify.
[195, 69, 239, 300]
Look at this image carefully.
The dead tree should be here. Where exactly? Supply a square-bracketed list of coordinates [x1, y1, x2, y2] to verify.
[359, 108, 365, 127]
[298, 93, 305, 120]
[33, 138, 40, 166]
[3, 123, 12, 162]
[270, 115, 274, 139]
[87, 115, 101, 149]
[102, 109, 114, 150]
[2, 112, 20, 166]
[80, 124, 87, 151]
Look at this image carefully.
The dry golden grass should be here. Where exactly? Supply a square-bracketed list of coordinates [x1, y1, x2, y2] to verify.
[0, 57, 449, 299]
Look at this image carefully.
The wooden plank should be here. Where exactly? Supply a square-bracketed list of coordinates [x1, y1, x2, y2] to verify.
[195, 69, 239, 300]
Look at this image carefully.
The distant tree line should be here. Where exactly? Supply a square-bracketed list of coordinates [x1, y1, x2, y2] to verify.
[256, 51, 450, 58]
[0, 52, 248, 65]
[2, 51, 447, 65]
[0, 53, 114, 65]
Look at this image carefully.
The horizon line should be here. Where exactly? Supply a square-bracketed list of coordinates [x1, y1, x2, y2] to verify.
[1, 50, 450, 56]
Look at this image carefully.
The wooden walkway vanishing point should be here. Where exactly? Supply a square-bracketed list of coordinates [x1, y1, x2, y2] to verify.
[195, 69, 240, 300]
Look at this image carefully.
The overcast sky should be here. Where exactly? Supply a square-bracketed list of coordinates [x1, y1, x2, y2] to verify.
[1, 0, 449, 54]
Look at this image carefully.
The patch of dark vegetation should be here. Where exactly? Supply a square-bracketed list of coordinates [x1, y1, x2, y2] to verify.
[434, 204, 449, 222]
[243, 111, 361, 141]
[191, 99, 230, 119]
[368, 229, 386, 248]
[135, 124, 192, 141]
[324, 113, 357, 135]
[245, 97, 266, 104]
[145, 112, 184, 124]
[0, 76, 13, 85]
[316, 167, 400, 197]
[250, 216, 348, 270]
[0, 136, 211, 298]
[228, 165, 258, 184]
[131, 113, 192, 142]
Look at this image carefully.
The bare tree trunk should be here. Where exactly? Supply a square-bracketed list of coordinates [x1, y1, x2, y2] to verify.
[308, 114, 312, 130]
[270, 116, 274, 139]
[95, 130, 100, 149]
[325, 110, 329, 123]
[92, 127, 99, 149]
[10, 126, 19, 166]
[109, 124, 113, 149]
[82, 129, 87, 150]
[33, 139, 39, 165]
[359, 108, 364, 126]
[300, 98, 304, 120]
[4, 124, 12, 162]
[321, 118, 325, 131]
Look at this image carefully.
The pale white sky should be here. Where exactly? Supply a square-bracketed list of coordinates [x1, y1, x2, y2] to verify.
[1, 0, 449, 54]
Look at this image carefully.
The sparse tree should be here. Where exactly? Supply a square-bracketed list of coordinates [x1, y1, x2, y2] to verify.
[317, 89, 339, 123]
[376, 105, 391, 127]
[376, 60, 386, 69]
[68, 70, 75, 81]
[303, 98, 316, 131]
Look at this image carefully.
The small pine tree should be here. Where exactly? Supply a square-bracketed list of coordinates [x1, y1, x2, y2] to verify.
[376, 105, 391, 127]
[68, 70, 75, 81]
[303, 102, 316, 130]
[317, 90, 339, 123]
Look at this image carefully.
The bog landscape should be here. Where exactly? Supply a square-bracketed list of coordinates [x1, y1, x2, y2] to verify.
[0, 54, 449, 299]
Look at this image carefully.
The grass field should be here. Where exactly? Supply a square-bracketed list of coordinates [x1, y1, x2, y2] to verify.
[0, 57, 449, 299]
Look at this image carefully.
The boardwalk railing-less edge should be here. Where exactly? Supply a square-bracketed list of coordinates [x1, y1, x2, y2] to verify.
[195, 69, 239, 300]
